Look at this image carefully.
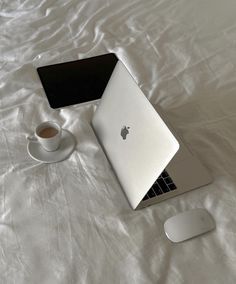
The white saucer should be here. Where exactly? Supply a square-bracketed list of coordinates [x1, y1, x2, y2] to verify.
[27, 129, 76, 163]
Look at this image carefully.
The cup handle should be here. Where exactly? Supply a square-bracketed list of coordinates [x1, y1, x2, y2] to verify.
[27, 134, 38, 143]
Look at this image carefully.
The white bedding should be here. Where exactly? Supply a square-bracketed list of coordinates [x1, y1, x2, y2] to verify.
[1, 0, 236, 283]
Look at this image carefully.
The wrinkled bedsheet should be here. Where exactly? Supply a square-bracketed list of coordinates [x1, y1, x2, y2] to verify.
[1, 1, 236, 283]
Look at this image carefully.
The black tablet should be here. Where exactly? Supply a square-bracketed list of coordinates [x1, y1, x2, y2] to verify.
[37, 53, 118, 109]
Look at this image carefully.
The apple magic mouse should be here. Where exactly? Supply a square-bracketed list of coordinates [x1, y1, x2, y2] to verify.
[164, 208, 215, 243]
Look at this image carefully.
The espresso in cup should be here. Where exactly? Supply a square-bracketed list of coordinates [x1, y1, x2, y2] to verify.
[38, 127, 59, 138]
[28, 121, 62, 152]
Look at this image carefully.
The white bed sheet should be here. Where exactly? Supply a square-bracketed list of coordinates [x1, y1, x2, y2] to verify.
[1, 0, 236, 283]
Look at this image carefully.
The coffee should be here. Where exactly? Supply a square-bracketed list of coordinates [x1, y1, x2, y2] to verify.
[38, 127, 58, 138]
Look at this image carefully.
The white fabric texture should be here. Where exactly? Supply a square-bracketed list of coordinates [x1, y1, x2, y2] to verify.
[1, 1, 236, 283]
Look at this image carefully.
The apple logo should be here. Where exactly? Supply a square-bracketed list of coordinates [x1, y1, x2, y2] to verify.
[121, 126, 130, 140]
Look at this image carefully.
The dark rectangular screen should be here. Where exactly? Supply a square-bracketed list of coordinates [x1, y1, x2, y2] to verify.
[37, 53, 118, 109]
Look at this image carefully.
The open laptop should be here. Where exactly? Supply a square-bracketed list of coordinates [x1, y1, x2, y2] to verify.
[92, 60, 212, 210]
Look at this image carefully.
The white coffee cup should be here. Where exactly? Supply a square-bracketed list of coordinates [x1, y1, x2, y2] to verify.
[27, 121, 62, 152]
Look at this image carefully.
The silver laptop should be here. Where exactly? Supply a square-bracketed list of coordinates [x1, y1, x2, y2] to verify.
[92, 60, 212, 210]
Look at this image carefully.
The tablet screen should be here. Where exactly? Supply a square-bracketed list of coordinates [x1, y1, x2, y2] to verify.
[37, 53, 118, 109]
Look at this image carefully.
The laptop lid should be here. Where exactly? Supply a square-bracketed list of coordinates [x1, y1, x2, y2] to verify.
[92, 61, 179, 209]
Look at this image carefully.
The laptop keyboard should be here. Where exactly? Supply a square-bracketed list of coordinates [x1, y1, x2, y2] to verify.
[142, 170, 177, 201]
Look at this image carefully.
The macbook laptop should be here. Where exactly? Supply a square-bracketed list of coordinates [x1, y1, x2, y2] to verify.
[92, 60, 212, 210]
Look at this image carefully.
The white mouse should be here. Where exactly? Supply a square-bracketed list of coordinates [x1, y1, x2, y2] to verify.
[164, 208, 215, 243]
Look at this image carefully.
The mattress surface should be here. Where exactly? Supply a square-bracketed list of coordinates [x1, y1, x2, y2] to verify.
[1, 1, 236, 283]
